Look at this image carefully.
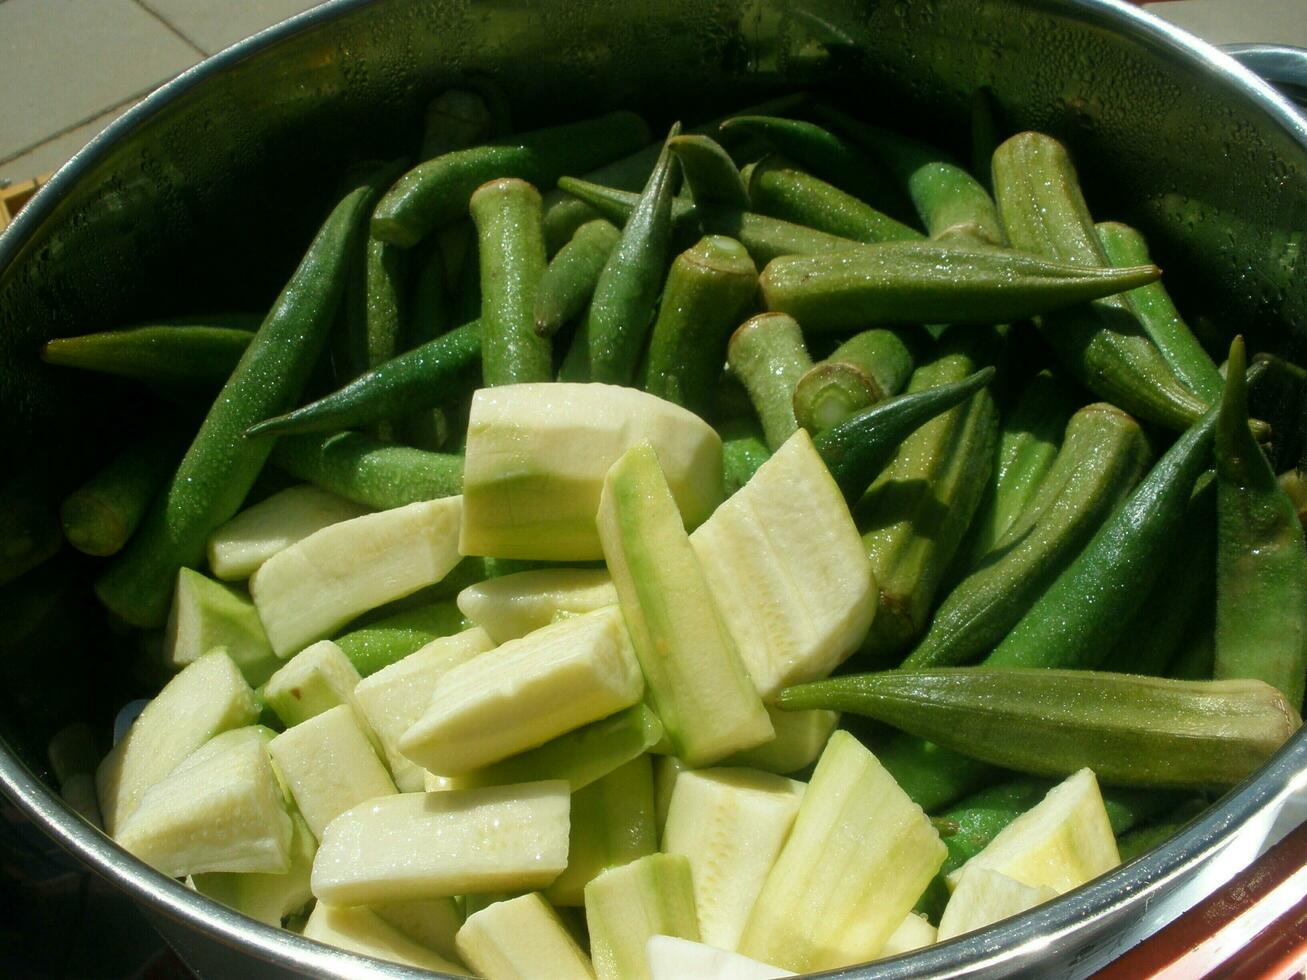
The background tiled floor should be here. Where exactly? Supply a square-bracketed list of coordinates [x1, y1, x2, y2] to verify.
[1, 0, 1306, 187]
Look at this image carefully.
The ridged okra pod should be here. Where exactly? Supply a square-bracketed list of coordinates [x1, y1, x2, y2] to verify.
[40, 318, 257, 390]
[816, 104, 1005, 246]
[272, 431, 463, 511]
[791, 329, 915, 434]
[419, 89, 494, 161]
[745, 158, 922, 244]
[1095, 221, 1224, 403]
[469, 178, 552, 386]
[904, 402, 1151, 669]
[372, 111, 648, 247]
[586, 124, 682, 385]
[667, 134, 749, 209]
[407, 238, 453, 347]
[719, 417, 771, 496]
[984, 404, 1218, 671]
[779, 668, 1301, 790]
[643, 236, 759, 416]
[533, 219, 621, 339]
[758, 240, 1162, 331]
[1215, 338, 1307, 709]
[95, 163, 393, 627]
[356, 235, 411, 372]
[726, 313, 812, 451]
[952, 370, 1078, 575]
[992, 132, 1211, 431]
[872, 733, 1002, 814]
[855, 334, 1000, 660]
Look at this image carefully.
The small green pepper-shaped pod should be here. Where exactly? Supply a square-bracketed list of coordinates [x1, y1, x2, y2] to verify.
[372, 111, 651, 247]
[815, 104, 1005, 247]
[643, 236, 759, 416]
[759, 240, 1163, 331]
[745, 157, 923, 245]
[792, 329, 915, 433]
[984, 402, 1219, 671]
[1215, 337, 1307, 710]
[533, 219, 621, 339]
[779, 668, 1302, 791]
[469, 178, 552, 386]
[993, 132, 1212, 432]
[419, 89, 495, 161]
[904, 402, 1152, 669]
[40, 319, 257, 390]
[272, 431, 463, 511]
[1095, 222, 1224, 404]
[726, 312, 813, 451]
[246, 321, 481, 438]
[667, 134, 750, 210]
[586, 124, 683, 385]
[855, 333, 1001, 660]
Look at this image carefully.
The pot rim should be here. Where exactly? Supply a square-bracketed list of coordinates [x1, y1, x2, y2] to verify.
[2, 1, 1306, 976]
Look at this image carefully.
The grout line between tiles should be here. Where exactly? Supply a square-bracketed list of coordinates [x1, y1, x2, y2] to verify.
[0, 87, 161, 168]
[130, 0, 208, 57]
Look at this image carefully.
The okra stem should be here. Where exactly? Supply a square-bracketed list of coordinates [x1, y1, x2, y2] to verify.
[727, 313, 812, 451]
[792, 329, 915, 434]
[533, 219, 621, 339]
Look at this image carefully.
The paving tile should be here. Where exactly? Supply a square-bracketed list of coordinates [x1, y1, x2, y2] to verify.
[138, 0, 328, 56]
[0, 0, 200, 161]
[0, 100, 136, 187]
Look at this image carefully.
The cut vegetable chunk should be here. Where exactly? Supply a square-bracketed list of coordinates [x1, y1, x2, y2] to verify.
[311, 782, 570, 906]
[663, 768, 804, 951]
[458, 568, 618, 643]
[207, 484, 368, 581]
[192, 807, 317, 927]
[456, 892, 596, 980]
[165, 568, 278, 686]
[461, 383, 723, 560]
[738, 731, 945, 972]
[546, 755, 657, 906]
[353, 627, 496, 791]
[115, 735, 291, 877]
[937, 866, 1057, 941]
[646, 936, 795, 980]
[690, 429, 875, 697]
[96, 650, 258, 834]
[250, 496, 463, 658]
[598, 442, 773, 766]
[947, 767, 1119, 894]
[654, 755, 688, 838]
[878, 912, 937, 958]
[263, 640, 362, 729]
[586, 853, 700, 980]
[399, 606, 643, 776]
[269, 704, 397, 840]
[60, 773, 103, 828]
[371, 897, 464, 964]
[302, 903, 468, 975]
[722, 707, 839, 774]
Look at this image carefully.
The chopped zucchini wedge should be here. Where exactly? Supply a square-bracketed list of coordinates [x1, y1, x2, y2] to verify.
[456, 892, 596, 980]
[937, 866, 1057, 941]
[586, 853, 700, 980]
[192, 807, 317, 927]
[646, 936, 795, 979]
[165, 568, 278, 686]
[302, 903, 469, 975]
[458, 567, 618, 643]
[878, 912, 937, 958]
[207, 484, 369, 581]
[722, 707, 839, 775]
[263, 640, 362, 729]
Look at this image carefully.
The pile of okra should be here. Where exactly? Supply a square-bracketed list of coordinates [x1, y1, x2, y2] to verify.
[19, 86, 1307, 885]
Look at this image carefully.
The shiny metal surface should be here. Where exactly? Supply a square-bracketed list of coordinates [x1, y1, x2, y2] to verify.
[1, 1, 1306, 977]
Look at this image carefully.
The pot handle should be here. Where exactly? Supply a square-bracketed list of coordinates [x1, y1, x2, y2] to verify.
[1220, 43, 1307, 110]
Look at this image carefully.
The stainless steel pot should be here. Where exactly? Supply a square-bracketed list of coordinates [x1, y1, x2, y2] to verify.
[2, 1, 1306, 976]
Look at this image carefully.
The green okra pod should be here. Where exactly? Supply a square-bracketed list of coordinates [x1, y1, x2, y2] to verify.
[556, 176, 863, 266]
[905, 402, 1151, 669]
[984, 404, 1218, 671]
[333, 600, 469, 677]
[745, 158, 923, 245]
[451, 222, 482, 328]
[719, 417, 771, 496]
[40, 318, 257, 390]
[1115, 798, 1209, 863]
[358, 235, 411, 371]
[970, 87, 1002, 191]
[643, 235, 759, 416]
[992, 132, 1212, 431]
[0, 468, 62, 588]
[1168, 602, 1217, 681]
[586, 124, 683, 384]
[1095, 221, 1224, 403]
[815, 104, 1005, 246]
[812, 366, 996, 504]
[667, 134, 749, 210]
[952, 370, 1078, 575]
[1102, 475, 1217, 677]
[855, 334, 1001, 660]
[246, 320, 481, 437]
[419, 89, 494, 161]
[872, 733, 1002, 814]
[533, 219, 621, 339]
[556, 325, 591, 382]
[407, 238, 452, 347]
[61, 426, 187, 557]
[1215, 337, 1307, 709]
[779, 668, 1302, 790]
[758, 241, 1162, 331]
[720, 115, 907, 219]
[726, 312, 813, 451]
[271, 431, 463, 511]
[792, 329, 915, 434]
[95, 162, 395, 627]
[469, 178, 552, 386]
[372, 111, 650, 247]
